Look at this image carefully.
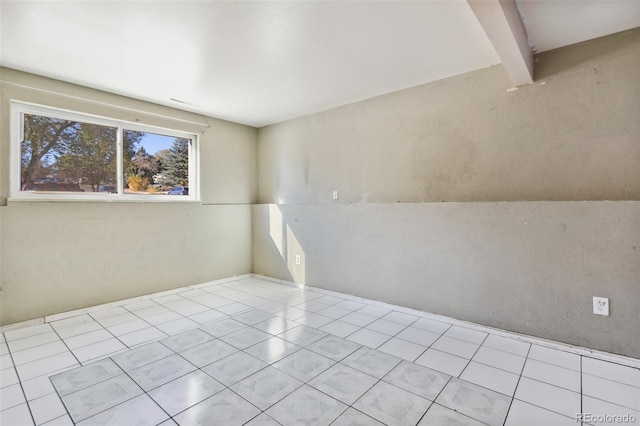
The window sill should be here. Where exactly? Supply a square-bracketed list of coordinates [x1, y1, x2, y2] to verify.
[8, 195, 201, 204]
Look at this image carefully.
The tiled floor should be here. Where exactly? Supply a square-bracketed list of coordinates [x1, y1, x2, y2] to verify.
[1, 276, 639, 426]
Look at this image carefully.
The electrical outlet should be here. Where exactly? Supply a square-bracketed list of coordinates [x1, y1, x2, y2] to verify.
[332, 190, 338, 200]
[593, 297, 609, 316]
[295, 254, 301, 265]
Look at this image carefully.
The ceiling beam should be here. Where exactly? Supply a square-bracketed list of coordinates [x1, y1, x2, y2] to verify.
[467, 0, 534, 85]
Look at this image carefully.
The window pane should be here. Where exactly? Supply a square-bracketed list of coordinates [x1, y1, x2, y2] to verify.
[21, 114, 117, 193]
[123, 130, 190, 196]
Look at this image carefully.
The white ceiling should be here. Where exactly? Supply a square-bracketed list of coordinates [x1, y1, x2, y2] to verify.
[1, 1, 638, 127]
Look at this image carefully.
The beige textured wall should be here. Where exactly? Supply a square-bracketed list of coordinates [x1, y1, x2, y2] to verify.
[253, 202, 640, 357]
[254, 29, 640, 357]
[258, 29, 640, 204]
[0, 68, 257, 325]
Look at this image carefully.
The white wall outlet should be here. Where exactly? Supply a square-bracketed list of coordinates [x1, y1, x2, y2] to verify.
[332, 190, 338, 200]
[593, 297, 609, 316]
[295, 254, 301, 265]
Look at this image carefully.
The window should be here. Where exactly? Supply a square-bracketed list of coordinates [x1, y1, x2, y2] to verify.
[11, 102, 198, 201]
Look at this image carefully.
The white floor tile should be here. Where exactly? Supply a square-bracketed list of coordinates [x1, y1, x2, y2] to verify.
[202, 351, 268, 387]
[123, 300, 158, 312]
[472, 345, 526, 374]
[308, 363, 377, 405]
[1, 353, 14, 370]
[41, 414, 73, 426]
[230, 366, 303, 410]
[316, 306, 352, 320]
[313, 295, 345, 306]
[411, 318, 450, 334]
[0, 367, 20, 388]
[306, 336, 361, 362]
[320, 321, 361, 338]
[153, 294, 186, 305]
[216, 303, 251, 315]
[88, 307, 129, 321]
[381, 311, 419, 325]
[460, 361, 519, 396]
[277, 325, 328, 347]
[163, 300, 209, 317]
[0, 383, 26, 411]
[271, 348, 334, 382]
[295, 313, 334, 328]
[253, 317, 300, 335]
[266, 385, 347, 426]
[522, 358, 580, 392]
[296, 300, 331, 313]
[133, 305, 170, 318]
[332, 300, 366, 311]
[443, 326, 487, 344]
[418, 403, 484, 426]
[436, 378, 511, 426]
[274, 307, 307, 321]
[188, 309, 227, 324]
[149, 370, 224, 415]
[72, 338, 127, 363]
[382, 360, 448, 400]
[505, 400, 575, 426]
[339, 312, 377, 327]
[527, 345, 580, 371]
[175, 389, 261, 425]
[431, 336, 479, 359]
[106, 319, 151, 336]
[482, 335, 530, 357]
[396, 327, 440, 347]
[347, 328, 391, 349]
[143, 311, 184, 327]
[28, 393, 67, 425]
[4, 324, 52, 342]
[356, 305, 392, 318]
[365, 319, 406, 336]
[514, 377, 580, 418]
[118, 327, 167, 347]
[201, 297, 235, 309]
[245, 337, 300, 364]
[582, 357, 640, 388]
[16, 352, 78, 381]
[22, 375, 57, 401]
[49, 315, 93, 329]
[76, 394, 168, 426]
[582, 373, 640, 410]
[179, 340, 237, 368]
[415, 349, 469, 377]
[7, 331, 61, 353]
[52, 320, 102, 339]
[155, 318, 199, 335]
[3, 277, 639, 426]
[582, 395, 640, 424]
[63, 329, 114, 350]
[252, 300, 287, 314]
[378, 338, 427, 362]
[0, 403, 34, 426]
[179, 289, 211, 300]
[95, 312, 139, 328]
[127, 354, 196, 392]
[354, 380, 431, 426]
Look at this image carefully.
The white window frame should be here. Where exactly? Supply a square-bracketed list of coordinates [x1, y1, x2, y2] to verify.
[10, 101, 200, 202]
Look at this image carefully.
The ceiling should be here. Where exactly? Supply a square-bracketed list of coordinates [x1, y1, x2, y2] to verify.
[1, 1, 638, 128]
